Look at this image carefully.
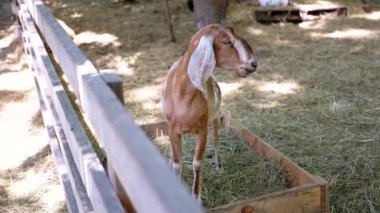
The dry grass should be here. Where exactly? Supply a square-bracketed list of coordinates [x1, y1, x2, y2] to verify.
[46, 0, 380, 211]
[153, 130, 289, 208]
[0, 146, 66, 213]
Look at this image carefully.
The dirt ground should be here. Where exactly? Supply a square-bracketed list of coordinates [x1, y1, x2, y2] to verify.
[1, 0, 380, 212]
[0, 0, 66, 212]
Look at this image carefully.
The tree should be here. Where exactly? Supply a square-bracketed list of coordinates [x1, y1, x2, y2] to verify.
[192, 0, 227, 30]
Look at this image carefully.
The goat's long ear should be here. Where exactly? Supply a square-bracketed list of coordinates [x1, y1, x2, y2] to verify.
[188, 35, 216, 94]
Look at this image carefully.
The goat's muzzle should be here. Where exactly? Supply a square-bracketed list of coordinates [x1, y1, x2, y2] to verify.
[250, 57, 258, 69]
[237, 57, 257, 77]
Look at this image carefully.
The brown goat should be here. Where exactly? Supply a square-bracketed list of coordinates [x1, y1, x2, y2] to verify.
[161, 24, 257, 201]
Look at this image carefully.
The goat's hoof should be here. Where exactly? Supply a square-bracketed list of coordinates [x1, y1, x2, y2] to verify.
[193, 194, 202, 203]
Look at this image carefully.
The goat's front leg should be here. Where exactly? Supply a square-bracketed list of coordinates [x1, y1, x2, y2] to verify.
[212, 118, 223, 174]
[168, 127, 183, 176]
[192, 127, 208, 201]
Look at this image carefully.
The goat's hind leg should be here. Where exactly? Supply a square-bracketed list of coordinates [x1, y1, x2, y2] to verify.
[168, 128, 183, 176]
[212, 118, 223, 174]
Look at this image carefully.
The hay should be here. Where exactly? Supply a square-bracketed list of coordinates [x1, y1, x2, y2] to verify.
[153, 129, 288, 208]
[47, 0, 380, 211]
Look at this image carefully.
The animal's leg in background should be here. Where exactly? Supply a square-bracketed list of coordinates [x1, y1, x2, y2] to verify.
[168, 127, 183, 176]
[212, 118, 223, 173]
[192, 127, 208, 201]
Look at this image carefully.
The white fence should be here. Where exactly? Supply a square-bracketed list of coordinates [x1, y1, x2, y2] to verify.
[14, 0, 204, 212]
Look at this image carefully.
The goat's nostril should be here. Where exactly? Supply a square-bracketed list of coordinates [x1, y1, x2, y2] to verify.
[251, 59, 257, 68]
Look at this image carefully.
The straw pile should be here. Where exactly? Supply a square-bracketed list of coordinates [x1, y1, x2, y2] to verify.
[153, 130, 288, 208]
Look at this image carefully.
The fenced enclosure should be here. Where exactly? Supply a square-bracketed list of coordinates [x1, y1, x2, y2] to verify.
[14, 0, 203, 212]
[13, 0, 331, 212]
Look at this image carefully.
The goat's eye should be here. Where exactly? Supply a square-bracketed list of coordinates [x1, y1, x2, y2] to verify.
[222, 40, 232, 46]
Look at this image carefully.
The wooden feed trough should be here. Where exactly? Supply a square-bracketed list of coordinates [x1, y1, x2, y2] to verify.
[141, 114, 329, 213]
[254, 4, 347, 23]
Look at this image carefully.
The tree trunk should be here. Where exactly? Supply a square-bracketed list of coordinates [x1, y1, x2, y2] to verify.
[193, 0, 224, 30]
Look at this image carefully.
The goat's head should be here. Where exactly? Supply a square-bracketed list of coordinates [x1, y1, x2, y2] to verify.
[187, 24, 257, 88]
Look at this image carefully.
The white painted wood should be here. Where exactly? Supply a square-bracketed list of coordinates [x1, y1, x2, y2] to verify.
[32, 66, 80, 212]
[21, 0, 205, 212]
[18, 3, 124, 212]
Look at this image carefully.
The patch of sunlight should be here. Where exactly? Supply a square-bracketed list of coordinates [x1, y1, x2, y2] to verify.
[74, 31, 121, 47]
[299, 20, 327, 30]
[0, 95, 48, 170]
[252, 101, 281, 109]
[273, 38, 291, 45]
[330, 99, 351, 114]
[0, 70, 34, 91]
[8, 160, 65, 212]
[0, 70, 48, 170]
[142, 101, 161, 111]
[126, 85, 161, 101]
[70, 12, 83, 18]
[351, 11, 380, 21]
[40, 185, 66, 212]
[0, 26, 17, 49]
[256, 81, 301, 95]
[246, 27, 264, 36]
[311, 29, 380, 39]
[108, 56, 135, 76]
[218, 82, 241, 96]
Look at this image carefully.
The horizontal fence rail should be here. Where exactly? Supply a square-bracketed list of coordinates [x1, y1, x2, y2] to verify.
[16, 0, 204, 212]
[17, 0, 124, 212]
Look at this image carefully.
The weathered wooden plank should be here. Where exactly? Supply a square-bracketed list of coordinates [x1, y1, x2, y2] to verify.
[83, 74, 204, 213]
[139, 120, 318, 186]
[99, 69, 124, 104]
[140, 118, 329, 212]
[34, 72, 80, 212]
[141, 120, 320, 186]
[254, 4, 347, 23]
[18, 4, 125, 212]
[19, 6, 93, 212]
[24, 19, 80, 213]
[220, 114, 319, 187]
[23, 1, 205, 212]
[255, 7, 302, 23]
[208, 183, 323, 213]
[99, 70, 137, 211]
[39, 38, 124, 213]
[25, 0, 95, 105]
[49, 128, 81, 213]
[314, 176, 330, 213]
[219, 115, 330, 211]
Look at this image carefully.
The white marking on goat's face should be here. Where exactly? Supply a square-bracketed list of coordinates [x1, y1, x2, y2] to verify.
[214, 27, 257, 78]
[226, 32, 249, 63]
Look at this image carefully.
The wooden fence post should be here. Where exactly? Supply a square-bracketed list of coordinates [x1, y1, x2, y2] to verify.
[99, 69, 135, 212]
[99, 69, 125, 104]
